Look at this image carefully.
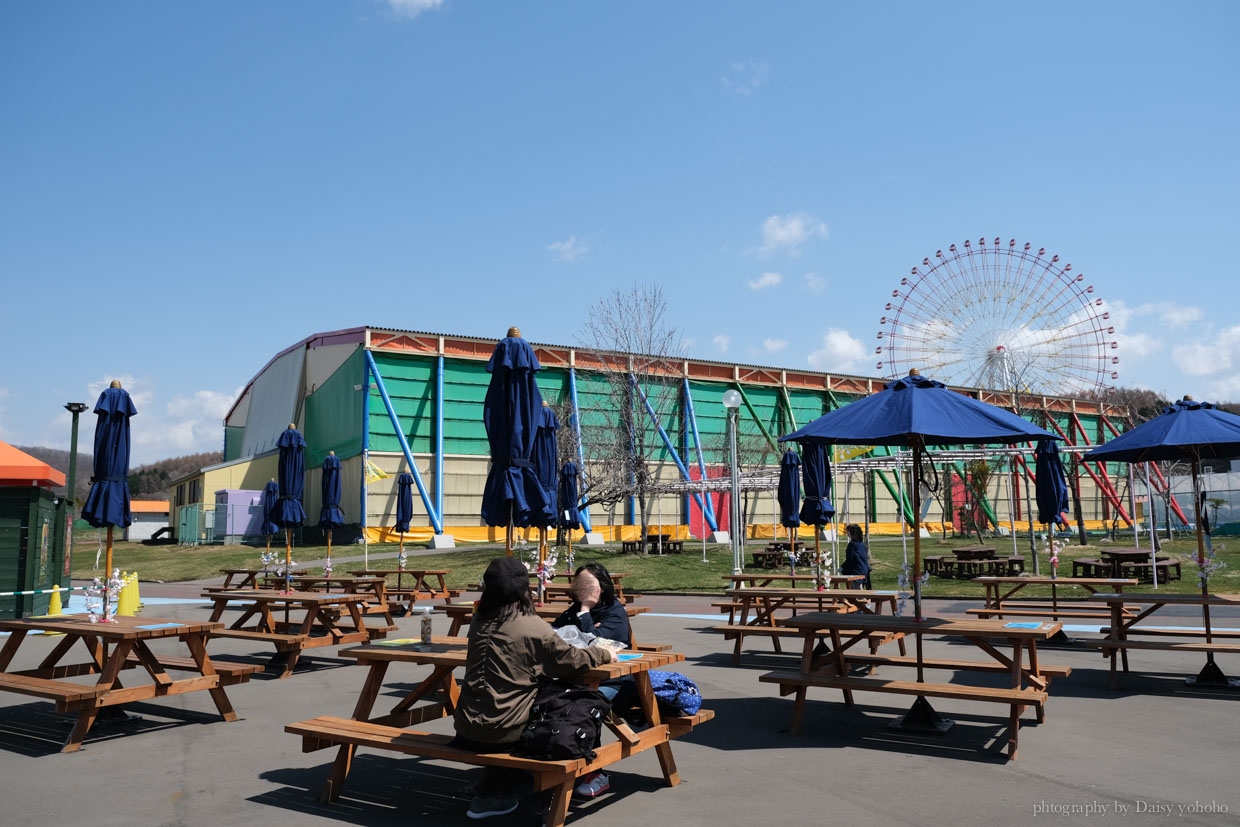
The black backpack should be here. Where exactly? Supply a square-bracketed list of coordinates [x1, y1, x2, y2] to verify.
[516, 684, 611, 761]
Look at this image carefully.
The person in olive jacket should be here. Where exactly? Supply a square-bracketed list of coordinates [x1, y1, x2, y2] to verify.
[453, 556, 612, 819]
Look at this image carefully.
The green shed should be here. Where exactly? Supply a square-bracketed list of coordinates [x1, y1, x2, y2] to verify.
[0, 442, 67, 619]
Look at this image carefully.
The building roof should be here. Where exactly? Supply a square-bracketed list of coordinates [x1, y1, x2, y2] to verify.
[0, 441, 66, 487]
[131, 500, 170, 514]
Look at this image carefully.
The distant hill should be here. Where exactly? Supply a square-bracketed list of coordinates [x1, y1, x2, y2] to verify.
[14, 446, 222, 503]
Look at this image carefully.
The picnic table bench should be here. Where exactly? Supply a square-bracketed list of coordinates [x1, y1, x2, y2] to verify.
[348, 569, 460, 613]
[203, 590, 388, 678]
[533, 571, 632, 604]
[441, 602, 664, 650]
[968, 576, 1139, 628]
[286, 639, 713, 826]
[713, 587, 904, 666]
[722, 573, 865, 590]
[1078, 593, 1240, 688]
[0, 614, 254, 752]
[759, 613, 1067, 758]
[621, 534, 682, 554]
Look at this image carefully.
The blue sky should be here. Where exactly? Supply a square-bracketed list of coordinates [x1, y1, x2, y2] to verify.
[1, 1, 1237, 463]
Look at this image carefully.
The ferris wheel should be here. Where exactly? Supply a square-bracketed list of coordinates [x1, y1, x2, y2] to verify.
[875, 238, 1119, 395]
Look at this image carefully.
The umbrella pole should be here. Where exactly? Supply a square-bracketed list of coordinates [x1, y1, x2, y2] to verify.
[103, 526, 114, 621]
[890, 440, 953, 735]
[1186, 457, 1233, 686]
[285, 528, 292, 594]
[326, 529, 332, 565]
[538, 527, 546, 605]
[814, 529, 823, 590]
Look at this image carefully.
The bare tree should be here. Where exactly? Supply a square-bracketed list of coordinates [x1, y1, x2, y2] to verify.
[576, 285, 687, 550]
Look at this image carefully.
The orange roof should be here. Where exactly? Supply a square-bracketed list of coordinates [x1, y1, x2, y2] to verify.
[0, 441, 66, 487]
[131, 500, 170, 513]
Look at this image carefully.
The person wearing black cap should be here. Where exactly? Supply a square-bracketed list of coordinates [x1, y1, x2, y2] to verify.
[454, 556, 613, 819]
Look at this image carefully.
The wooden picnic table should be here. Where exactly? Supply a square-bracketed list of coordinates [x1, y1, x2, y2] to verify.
[764, 612, 1067, 758]
[953, 546, 998, 560]
[723, 573, 865, 589]
[1085, 593, 1240, 688]
[0, 613, 256, 752]
[532, 571, 631, 603]
[349, 568, 459, 612]
[202, 590, 388, 678]
[969, 576, 1139, 628]
[287, 638, 711, 826]
[1099, 548, 1166, 579]
[715, 587, 902, 666]
[216, 568, 308, 589]
[441, 602, 655, 648]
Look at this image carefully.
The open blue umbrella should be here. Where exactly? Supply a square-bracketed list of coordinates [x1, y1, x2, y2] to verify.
[319, 453, 345, 566]
[81, 382, 136, 620]
[781, 370, 1059, 729]
[1084, 398, 1240, 686]
[275, 426, 306, 590]
[480, 329, 550, 554]
[394, 472, 414, 558]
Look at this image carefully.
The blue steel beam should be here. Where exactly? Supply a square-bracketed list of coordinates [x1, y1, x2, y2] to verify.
[682, 379, 719, 531]
[436, 354, 445, 524]
[364, 351, 443, 534]
[360, 358, 370, 538]
[567, 369, 592, 532]
[630, 375, 716, 531]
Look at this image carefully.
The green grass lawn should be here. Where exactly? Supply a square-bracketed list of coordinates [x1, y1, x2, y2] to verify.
[73, 532, 1237, 598]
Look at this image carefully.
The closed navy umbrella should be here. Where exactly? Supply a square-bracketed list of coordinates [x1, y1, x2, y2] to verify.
[480, 328, 550, 554]
[558, 462, 581, 532]
[394, 472, 414, 559]
[275, 426, 306, 591]
[777, 450, 802, 528]
[781, 370, 1058, 729]
[1034, 439, 1070, 573]
[81, 381, 137, 620]
[260, 480, 280, 549]
[1084, 397, 1240, 686]
[797, 442, 837, 589]
[319, 453, 345, 567]
[530, 405, 560, 528]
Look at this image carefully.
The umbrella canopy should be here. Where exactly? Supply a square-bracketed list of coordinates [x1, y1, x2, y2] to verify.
[1034, 439, 1069, 525]
[798, 442, 836, 526]
[260, 481, 280, 536]
[777, 450, 802, 528]
[82, 386, 137, 529]
[557, 461, 581, 531]
[394, 472, 414, 533]
[781, 372, 1059, 447]
[319, 455, 345, 528]
[528, 405, 560, 528]
[480, 334, 550, 526]
[1082, 398, 1240, 464]
[275, 427, 307, 528]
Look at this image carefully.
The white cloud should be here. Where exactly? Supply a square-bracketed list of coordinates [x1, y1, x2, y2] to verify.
[712, 334, 731, 354]
[1160, 304, 1204, 329]
[548, 235, 589, 263]
[807, 328, 866, 373]
[721, 59, 769, 97]
[1173, 325, 1240, 377]
[758, 213, 827, 256]
[763, 338, 788, 353]
[74, 376, 239, 464]
[681, 337, 695, 351]
[748, 271, 783, 290]
[804, 272, 825, 292]
[385, 0, 443, 19]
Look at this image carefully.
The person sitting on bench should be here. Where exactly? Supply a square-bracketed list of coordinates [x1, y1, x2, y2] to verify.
[550, 562, 631, 798]
[453, 557, 614, 820]
[840, 524, 872, 589]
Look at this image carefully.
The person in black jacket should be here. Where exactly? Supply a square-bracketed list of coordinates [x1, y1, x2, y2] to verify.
[840, 523, 872, 589]
[549, 562, 629, 798]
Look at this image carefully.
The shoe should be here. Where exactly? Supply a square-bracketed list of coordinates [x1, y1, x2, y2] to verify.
[575, 772, 610, 797]
[467, 795, 519, 819]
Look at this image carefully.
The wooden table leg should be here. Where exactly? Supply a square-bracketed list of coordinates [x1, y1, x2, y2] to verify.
[633, 671, 679, 787]
[185, 634, 236, 721]
[64, 639, 134, 753]
[544, 775, 574, 827]
[0, 630, 28, 671]
[320, 661, 392, 802]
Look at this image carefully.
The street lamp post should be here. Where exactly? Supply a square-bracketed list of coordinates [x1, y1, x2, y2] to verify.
[722, 390, 743, 574]
[61, 403, 89, 591]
